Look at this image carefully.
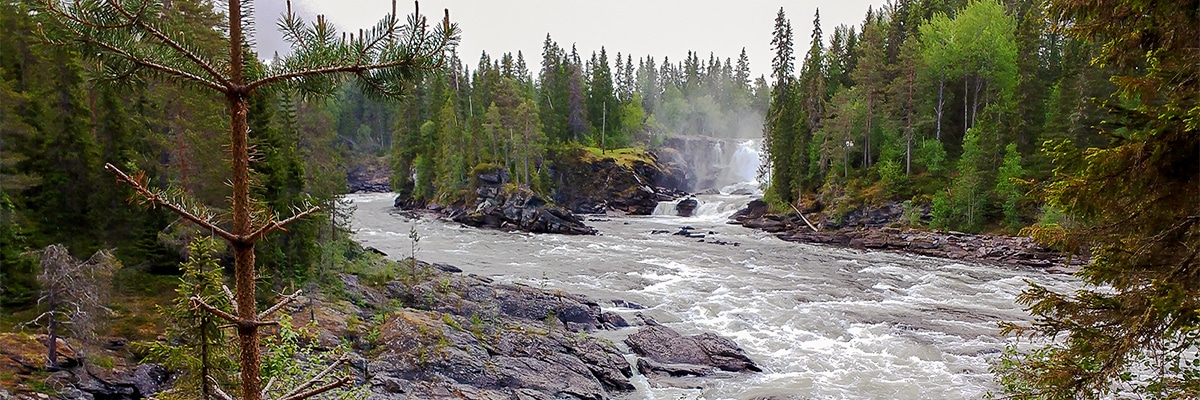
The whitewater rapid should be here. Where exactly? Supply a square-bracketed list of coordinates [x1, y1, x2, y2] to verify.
[347, 192, 1078, 399]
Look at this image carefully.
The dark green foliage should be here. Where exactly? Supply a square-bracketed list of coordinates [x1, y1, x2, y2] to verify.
[993, 0, 1200, 395]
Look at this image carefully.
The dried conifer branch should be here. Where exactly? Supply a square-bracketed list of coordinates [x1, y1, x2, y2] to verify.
[278, 376, 352, 400]
[105, 163, 237, 241]
[246, 206, 320, 242]
[261, 376, 277, 398]
[221, 285, 238, 314]
[207, 376, 235, 400]
[278, 357, 349, 400]
[257, 290, 303, 320]
[189, 296, 240, 324]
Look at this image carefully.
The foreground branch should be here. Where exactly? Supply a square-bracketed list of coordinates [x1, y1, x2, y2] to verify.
[279, 357, 349, 400]
[190, 296, 239, 324]
[257, 290, 303, 321]
[105, 164, 237, 241]
[279, 376, 352, 400]
[246, 206, 320, 243]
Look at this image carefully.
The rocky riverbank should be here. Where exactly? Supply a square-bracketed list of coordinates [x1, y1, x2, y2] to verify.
[731, 200, 1086, 272]
[1, 256, 760, 400]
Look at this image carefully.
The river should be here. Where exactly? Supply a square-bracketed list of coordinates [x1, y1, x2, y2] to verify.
[347, 191, 1078, 399]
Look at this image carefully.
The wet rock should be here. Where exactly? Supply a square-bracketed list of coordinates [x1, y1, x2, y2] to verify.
[431, 263, 462, 273]
[599, 312, 630, 328]
[363, 261, 635, 399]
[550, 148, 689, 215]
[452, 179, 597, 235]
[347, 160, 393, 193]
[624, 325, 760, 379]
[611, 299, 646, 309]
[675, 198, 699, 217]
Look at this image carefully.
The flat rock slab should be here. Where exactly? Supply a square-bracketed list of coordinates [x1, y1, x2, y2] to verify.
[624, 325, 760, 379]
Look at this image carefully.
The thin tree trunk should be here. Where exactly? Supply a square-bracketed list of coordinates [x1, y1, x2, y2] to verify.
[964, 77, 969, 135]
[972, 76, 982, 126]
[46, 290, 58, 370]
[227, 0, 263, 397]
[505, 128, 512, 181]
[906, 64, 914, 176]
[864, 93, 873, 168]
[601, 102, 606, 155]
[523, 118, 530, 185]
[936, 80, 944, 141]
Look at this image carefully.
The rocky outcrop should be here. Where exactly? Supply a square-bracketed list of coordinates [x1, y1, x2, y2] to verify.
[731, 201, 1086, 270]
[0, 333, 172, 400]
[550, 148, 688, 215]
[347, 157, 393, 193]
[452, 172, 596, 235]
[778, 227, 1084, 270]
[341, 261, 635, 399]
[624, 325, 760, 379]
[674, 198, 699, 217]
[396, 168, 598, 235]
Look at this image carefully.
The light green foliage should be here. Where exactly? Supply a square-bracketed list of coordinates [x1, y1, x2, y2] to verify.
[875, 160, 906, 197]
[261, 316, 367, 400]
[145, 237, 237, 400]
[994, 143, 1025, 229]
[915, 139, 947, 174]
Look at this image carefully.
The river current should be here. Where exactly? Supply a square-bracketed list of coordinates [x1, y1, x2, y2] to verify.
[347, 191, 1078, 399]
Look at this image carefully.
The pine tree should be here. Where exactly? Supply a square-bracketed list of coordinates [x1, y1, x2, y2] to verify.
[33, 0, 458, 399]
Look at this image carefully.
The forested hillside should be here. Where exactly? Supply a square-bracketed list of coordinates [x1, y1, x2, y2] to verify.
[758, 0, 1114, 233]
[0, 0, 361, 308]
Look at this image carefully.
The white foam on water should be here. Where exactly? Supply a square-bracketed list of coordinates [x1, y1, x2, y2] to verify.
[343, 192, 1083, 399]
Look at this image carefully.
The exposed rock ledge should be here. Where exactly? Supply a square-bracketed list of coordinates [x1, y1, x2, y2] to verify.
[16, 255, 760, 400]
[731, 199, 1086, 272]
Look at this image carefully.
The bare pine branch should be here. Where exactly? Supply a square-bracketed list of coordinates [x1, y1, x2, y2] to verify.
[207, 376, 235, 400]
[105, 163, 237, 242]
[246, 206, 320, 242]
[279, 357, 349, 400]
[221, 285, 239, 314]
[189, 296, 240, 324]
[257, 290, 303, 321]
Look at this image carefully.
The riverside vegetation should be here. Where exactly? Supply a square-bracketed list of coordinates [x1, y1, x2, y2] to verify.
[0, 0, 1197, 397]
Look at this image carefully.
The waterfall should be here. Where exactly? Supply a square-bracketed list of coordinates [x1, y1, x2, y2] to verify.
[727, 139, 761, 184]
[652, 194, 756, 219]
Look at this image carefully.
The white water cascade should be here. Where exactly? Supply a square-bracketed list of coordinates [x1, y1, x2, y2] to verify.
[718, 139, 762, 187]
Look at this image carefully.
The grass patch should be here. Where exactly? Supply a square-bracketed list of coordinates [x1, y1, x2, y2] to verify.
[579, 147, 654, 168]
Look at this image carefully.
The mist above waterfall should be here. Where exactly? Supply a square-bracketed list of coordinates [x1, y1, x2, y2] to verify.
[660, 136, 764, 192]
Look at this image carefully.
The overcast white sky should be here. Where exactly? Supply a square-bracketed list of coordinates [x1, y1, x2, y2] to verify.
[254, 0, 885, 78]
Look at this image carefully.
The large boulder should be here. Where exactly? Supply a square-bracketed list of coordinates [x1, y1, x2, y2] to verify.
[624, 325, 760, 379]
[674, 198, 699, 217]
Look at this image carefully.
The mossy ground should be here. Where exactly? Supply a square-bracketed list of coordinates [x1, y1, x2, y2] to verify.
[579, 146, 655, 168]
